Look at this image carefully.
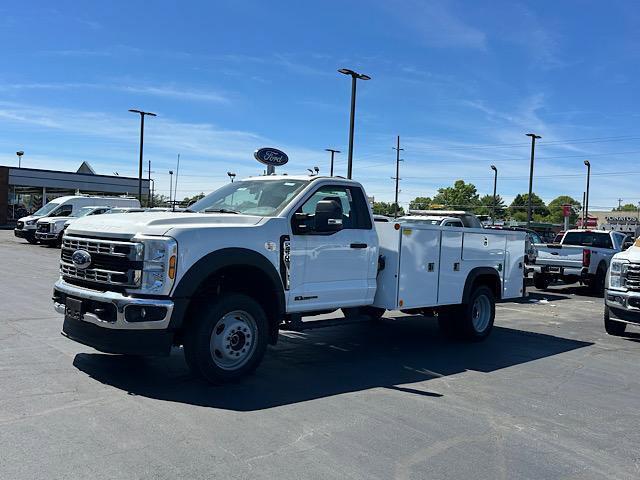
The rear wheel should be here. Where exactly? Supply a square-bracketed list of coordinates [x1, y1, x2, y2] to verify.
[533, 273, 550, 290]
[183, 294, 268, 384]
[459, 285, 495, 340]
[604, 306, 626, 336]
[591, 265, 607, 295]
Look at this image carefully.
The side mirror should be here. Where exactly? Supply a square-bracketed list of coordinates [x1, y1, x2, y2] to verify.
[623, 241, 634, 251]
[314, 199, 343, 233]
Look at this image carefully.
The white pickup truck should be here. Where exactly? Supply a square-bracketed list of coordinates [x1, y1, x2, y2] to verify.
[51, 176, 525, 383]
[531, 229, 633, 293]
[604, 238, 640, 335]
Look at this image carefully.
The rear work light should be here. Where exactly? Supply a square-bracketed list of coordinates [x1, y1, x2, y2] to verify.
[582, 249, 591, 267]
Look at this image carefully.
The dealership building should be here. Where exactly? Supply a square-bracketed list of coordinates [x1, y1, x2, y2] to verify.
[587, 211, 640, 235]
[0, 163, 150, 225]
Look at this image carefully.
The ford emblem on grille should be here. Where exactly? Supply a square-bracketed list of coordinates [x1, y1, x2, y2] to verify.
[71, 250, 92, 270]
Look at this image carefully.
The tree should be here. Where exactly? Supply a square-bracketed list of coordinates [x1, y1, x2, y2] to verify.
[614, 203, 638, 211]
[372, 201, 404, 217]
[547, 195, 581, 224]
[431, 180, 480, 211]
[476, 194, 506, 218]
[142, 193, 169, 208]
[182, 192, 206, 206]
[509, 193, 549, 222]
[409, 196, 432, 210]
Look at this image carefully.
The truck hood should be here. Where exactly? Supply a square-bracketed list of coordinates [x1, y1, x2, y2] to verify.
[613, 245, 640, 263]
[18, 214, 43, 223]
[66, 212, 264, 239]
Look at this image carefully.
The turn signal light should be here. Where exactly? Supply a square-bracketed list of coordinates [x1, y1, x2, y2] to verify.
[168, 255, 177, 279]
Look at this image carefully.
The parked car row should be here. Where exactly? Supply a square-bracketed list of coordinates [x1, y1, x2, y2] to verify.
[13, 195, 142, 246]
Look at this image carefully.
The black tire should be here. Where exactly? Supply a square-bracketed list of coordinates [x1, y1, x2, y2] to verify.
[591, 264, 606, 295]
[604, 306, 626, 336]
[183, 293, 269, 384]
[342, 306, 385, 321]
[459, 285, 495, 341]
[533, 273, 550, 290]
[26, 236, 38, 244]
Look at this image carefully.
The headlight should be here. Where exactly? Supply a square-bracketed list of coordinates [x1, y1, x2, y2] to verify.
[134, 236, 178, 295]
[608, 259, 629, 290]
[26, 220, 36, 226]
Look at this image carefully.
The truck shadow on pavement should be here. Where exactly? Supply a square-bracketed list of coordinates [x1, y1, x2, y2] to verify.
[73, 316, 593, 411]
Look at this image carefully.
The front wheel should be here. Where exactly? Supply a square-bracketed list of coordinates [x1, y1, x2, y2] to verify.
[183, 294, 269, 384]
[459, 286, 495, 340]
[26, 236, 38, 244]
[604, 306, 626, 336]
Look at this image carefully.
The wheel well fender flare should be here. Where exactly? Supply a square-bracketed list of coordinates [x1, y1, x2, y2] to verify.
[169, 248, 285, 332]
[462, 267, 502, 304]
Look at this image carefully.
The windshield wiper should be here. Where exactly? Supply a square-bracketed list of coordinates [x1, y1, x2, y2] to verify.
[202, 208, 240, 214]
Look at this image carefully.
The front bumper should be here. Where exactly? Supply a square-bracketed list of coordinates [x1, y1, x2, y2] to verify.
[14, 228, 35, 239]
[605, 289, 640, 325]
[53, 279, 175, 355]
[35, 231, 59, 241]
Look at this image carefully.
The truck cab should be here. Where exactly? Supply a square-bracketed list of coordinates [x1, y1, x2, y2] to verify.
[52, 176, 525, 383]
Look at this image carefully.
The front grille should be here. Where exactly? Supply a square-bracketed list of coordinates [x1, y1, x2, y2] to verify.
[16, 221, 24, 229]
[626, 264, 640, 292]
[60, 236, 142, 289]
[37, 223, 50, 233]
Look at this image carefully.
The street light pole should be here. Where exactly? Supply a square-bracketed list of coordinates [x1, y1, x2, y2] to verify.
[227, 172, 236, 183]
[129, 109, 157, 202]
[16, 151, 24, 168]
[525, 133, 541, 227]
[584, 160, 591, 229]
[338, 68, 371, 179]
[392, 135, 403, 218]
[490, 165, 498, 225]
[325, 149, 340, 177]
[147, 159, 154, 207]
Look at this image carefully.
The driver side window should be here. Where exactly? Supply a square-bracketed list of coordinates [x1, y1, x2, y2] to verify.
[300, 186, 354, 229]
[54, 205, 73, 216]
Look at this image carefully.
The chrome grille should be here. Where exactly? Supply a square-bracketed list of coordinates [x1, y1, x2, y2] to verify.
[626, 264, 640, 292]
[60, 236, 142, 288]
[37, 223, 50, 233]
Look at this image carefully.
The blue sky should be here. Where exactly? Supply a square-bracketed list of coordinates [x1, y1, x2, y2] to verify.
[1, 0, 639, 209]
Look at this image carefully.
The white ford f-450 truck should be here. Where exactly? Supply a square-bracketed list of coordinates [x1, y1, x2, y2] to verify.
[531, 229, 632, 293]
[52, 176, 525, 383]
[604, 238, 640, 336]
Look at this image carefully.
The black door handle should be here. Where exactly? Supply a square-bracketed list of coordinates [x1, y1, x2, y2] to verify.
[350, 243, 368, 249]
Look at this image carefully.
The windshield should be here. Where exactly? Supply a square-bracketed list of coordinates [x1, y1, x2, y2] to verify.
[70, 207, 97, 218]
[188, 179, 309, 216]
[32, 202, 62, 216]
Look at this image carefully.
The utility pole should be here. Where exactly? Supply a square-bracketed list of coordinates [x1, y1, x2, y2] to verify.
[525, 133, 541, 227]
[490, 165, 498, 225]
[173, 154, 180, 212]
[392, 135, 403, 218]
[583, 160, 591, 229]
[582, 192, 586, 229]
[128, 109, 157, 202]
[325, 148, 340, 177]
[168, 170, 174, 208]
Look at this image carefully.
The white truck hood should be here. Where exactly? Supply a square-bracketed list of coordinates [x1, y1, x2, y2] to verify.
[66, 212, 264, 239]
[612, 244, 640, 263]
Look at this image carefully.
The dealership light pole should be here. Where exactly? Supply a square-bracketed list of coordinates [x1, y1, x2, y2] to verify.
[584, 160, 591, 229]
[16, 151, 24, 168]
[129, 109, 157, 202]
[168, 170, 174, 208]
[338, 68, 370, 179]
[227, 171, 236, 183]
[325, 148, 340, 177]
[392, 135, 403, 218]
[490, 165, 498, 225]
[525, 133, 541, 227]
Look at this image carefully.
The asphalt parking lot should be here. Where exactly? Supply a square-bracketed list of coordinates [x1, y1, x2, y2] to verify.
[1, 230, 640, 480]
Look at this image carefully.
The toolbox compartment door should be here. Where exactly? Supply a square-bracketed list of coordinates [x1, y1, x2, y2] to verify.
[397, 227, 440, 309]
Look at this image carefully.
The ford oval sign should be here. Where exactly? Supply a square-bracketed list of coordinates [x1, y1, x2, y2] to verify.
[254, 147, 289, 167]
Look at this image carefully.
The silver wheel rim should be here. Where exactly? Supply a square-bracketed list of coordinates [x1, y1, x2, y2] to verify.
[471, 294, 491, 333]
[209, 310, 257, 371]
